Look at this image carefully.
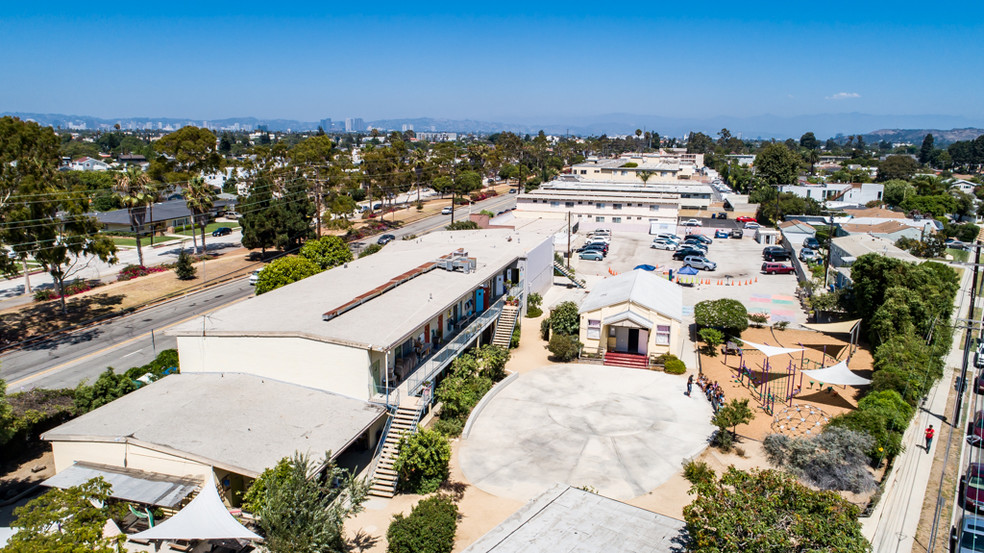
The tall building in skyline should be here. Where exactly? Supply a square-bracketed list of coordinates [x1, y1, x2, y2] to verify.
[345, 118, 366, 132]
[320, 118, 332, 131]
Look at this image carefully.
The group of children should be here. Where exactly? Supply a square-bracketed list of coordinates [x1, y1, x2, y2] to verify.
[687, 374, 726, 412]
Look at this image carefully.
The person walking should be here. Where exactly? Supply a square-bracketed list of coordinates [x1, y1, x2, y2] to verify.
[925, 424, 935, 453]
[686, 375, 694, 397]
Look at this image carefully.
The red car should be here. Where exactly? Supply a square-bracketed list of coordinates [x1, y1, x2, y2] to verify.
[963, 463, 984, 512]
[761, 262, 795, 274]
[969, 411, 984, 446]
[736, 216, 758, 223]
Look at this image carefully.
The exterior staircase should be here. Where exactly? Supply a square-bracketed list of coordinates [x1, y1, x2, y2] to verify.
[604, 352, 649, 370]
[368, 401, 426, 498]
[491, 305, 520, 348]
[553, 261, 586, 288]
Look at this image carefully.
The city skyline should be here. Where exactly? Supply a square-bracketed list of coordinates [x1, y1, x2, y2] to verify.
[2, 1, 983, 125]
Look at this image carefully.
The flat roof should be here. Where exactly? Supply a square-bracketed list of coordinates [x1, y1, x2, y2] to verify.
[169, 229, 548, 350]
[42, 462, 199, 508]
[463, 484, 687, 553]
[832, 234, 919, 262]
[42, 373, 386, 477]
[540, 179, 713, 195]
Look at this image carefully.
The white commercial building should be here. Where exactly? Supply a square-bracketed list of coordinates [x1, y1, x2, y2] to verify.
[778, 182, 884, 208]
[569, 150, 705, 185]
[169, 229, 555, 406]
[516, 177, 713, 234]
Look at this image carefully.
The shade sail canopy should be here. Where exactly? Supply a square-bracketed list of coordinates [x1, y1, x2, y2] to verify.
[634, 264, 657, 272]
[42, 463, 198, 509]
[676, 265, 700, 275]
[740, 339, 804, 357]
[130, 481, 261, 542]
[800, 360, 871, 386]
[802, 319, 862, 334]
[602, 310, 653, 329]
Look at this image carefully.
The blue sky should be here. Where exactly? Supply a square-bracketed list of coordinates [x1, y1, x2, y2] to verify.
[2, 1, 983, 123]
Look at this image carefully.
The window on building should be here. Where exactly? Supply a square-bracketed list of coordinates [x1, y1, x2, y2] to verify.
[613, 203, 622, 210]
[655, 325, 671, 345]
[565, 201, 575, 208]
[612, 217, 622, 223]
[595, 202, 605, 209]
[596, 216, 605, 222]
[650, 205, 660, 211]
[550, 201, 560, 207]
[587, 319, 601, 340]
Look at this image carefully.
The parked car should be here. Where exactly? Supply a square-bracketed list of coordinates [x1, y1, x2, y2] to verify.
[377, 234, 396, 245]
[976, 351, 984, 371]
[586, 235, 611, 244]
[947, 238, 968, 250]
[967, 464, 984, 512]
[577, 244, 608, 255]
[804, 236, 821, 250]
[673, 248, 706, 260]
[762, 262, 795, 275]
[591, 228, 612, 236]
[508, 188, 517, 194]
[579, 250, 605, 261]
[736, 216, 757, 223]
[651, 239, 677, 250]
[682, 219, 702, 227]
[799, 248, 820, 262]
[211, 226, 232, 237]
[685, 234, 713, 245]
[655, 232, 679, 242]
[714, 229, 730, 239]
[682, 255, 717, 271]
[730, 228, 744, 239]
[712, 212, 728, 219]
[969, 411, 984, 446]
[679, 241, 708, 252]
[952, 514, 984, 553]
[248, 269, 263, 286]
[744, 221, 762, 229]
[762, 246, 790, 261]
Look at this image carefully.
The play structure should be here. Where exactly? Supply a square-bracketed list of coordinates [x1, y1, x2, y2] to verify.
[724, 330, 870, 416]
[771, 404, 832, 437]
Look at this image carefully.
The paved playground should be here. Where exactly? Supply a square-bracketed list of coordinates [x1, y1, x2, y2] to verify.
[458, 364, 715, 502]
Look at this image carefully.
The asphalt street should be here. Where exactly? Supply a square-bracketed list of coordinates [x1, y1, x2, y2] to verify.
[0, 194, 516, 391]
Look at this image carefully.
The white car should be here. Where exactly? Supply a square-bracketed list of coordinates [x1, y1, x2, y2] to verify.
[651, 239, 676, 250]
[744, 222, 761, 229]
[248, 269, 262, 286]
[655, 233, 680, 242]
[441, 206, 453, 215]
[682, 219, 702, 227]
[586, 235, 611, 244]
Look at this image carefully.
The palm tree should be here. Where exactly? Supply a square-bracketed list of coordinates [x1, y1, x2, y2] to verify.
[114, 167, 152, 266]
[185, 177, 216, 255]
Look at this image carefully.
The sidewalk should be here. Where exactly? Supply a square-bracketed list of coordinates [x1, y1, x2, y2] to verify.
[862, 265, 972, 552]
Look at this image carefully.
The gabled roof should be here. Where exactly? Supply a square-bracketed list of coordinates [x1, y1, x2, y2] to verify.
[579, 270, 682, 321]
[843, 207, 905, 219]
[779, 220, 816, 233]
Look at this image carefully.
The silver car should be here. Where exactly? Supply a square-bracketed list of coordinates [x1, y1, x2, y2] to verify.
[682, 255, 716, 271]
[651, 239, 676, 250]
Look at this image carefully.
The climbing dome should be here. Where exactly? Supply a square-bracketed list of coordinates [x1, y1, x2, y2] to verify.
[771, 404, 831, 437]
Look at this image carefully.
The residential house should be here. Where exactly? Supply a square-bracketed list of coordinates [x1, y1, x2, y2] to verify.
[94, 197, 235, 234]
[778, 220, 816, 245]
[778, 182, 884, 208]
[70, 156, 111, 171]
[838, 220, 923, 243]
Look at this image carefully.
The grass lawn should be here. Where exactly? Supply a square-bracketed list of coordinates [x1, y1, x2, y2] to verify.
[109, 236, 139, 247]
[174, 222, 240, 236]
[947, 248, 970, 263]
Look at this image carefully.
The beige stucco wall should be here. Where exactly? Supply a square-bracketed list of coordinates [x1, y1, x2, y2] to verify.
[176, 336, 374, 401]
[579, 300, 682, 358]
[51, 441, 214, 480]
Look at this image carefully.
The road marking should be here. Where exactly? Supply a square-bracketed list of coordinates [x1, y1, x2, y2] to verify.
[8, 295, 249, 388]
[121, 350, 142, 358]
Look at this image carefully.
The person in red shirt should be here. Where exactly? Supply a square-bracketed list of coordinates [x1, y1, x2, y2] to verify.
[925, 425, 935, 453]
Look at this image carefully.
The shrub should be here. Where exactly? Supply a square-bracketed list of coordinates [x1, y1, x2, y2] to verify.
[386, 495, 458, 553]
[773, 320, 790, 331]
[117, 264, 166, 281]
[526, 292, 543, 318]
[510, 321, 521, 348]
[393, 428, 451, 494]
[299, 235, 353, 270]
[446, 220, 479, 231]
[540, 317, 551, 341]
[747, 313, 769, 327]
[549, 301, 580, 336]
[435, 355, 492, 422]
[255, 255, 322, 295]
[475, 344, 510, 381]
[683, 460, 715, 487]
[432, 417, 465, 437]
[712, 399, 754, 440]
[547, 333, 582, 362]
[763, 428, 877, 493]
[359, 243, 383, 258]
[698, 328, 724, 356]
[664, 358, 686, 374]
[174, 249, 197, 280]
[694, 299, 748, 335]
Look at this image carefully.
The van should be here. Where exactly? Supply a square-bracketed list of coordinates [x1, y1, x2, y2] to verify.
[761, 262, 795, 275]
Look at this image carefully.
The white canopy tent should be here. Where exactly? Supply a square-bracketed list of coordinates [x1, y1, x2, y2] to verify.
[800, 360, 871, 386]
[130, 481, 261, 542]
[740, 339, 803, 358]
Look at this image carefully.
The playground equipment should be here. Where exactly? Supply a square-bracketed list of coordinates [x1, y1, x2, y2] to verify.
[771, 404, 831, 437]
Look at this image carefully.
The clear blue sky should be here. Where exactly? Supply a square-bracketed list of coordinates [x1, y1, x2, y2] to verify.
[2, 1, 982, 123]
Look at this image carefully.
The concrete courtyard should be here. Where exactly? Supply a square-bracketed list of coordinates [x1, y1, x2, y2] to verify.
[458, 364, 715, 502]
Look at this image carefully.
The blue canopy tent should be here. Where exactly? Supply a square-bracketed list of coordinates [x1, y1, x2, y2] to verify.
[677, 265, 699, 275]
[634, 264, 657, 272]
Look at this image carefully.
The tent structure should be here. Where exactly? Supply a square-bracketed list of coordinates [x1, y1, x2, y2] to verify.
[800, 360, 871, 386]
[676, 265, 699, 276]
[130, 481, 261, 542]
[801, 319, 862, 360]
[740, 339, 803, 357]
[634, 264, 657, 272]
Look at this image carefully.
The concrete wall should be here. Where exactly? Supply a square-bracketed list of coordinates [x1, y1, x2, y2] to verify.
[524, 234, 556, 297]
[177, 336, 374, 401]
[51, 441, 214, 481]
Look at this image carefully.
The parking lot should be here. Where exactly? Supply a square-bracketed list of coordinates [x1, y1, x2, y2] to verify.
[566, 227, 807, 324]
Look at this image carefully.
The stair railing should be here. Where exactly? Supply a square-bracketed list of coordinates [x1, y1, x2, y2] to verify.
[366, 408, 396, 485]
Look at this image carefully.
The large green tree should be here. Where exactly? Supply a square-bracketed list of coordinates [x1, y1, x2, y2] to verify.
[248, 452, 368, 553]
[184, 176, 217, 254]
[754, 143, 802, 185]
[113, 167, 153, 266]
[298, 235, 353, 270]
[683, 466, 868, 553]
[877, 155, 920, 182]
[0, 379, 15, 447]
[153, 126, 223, 182]
[239, 175, 277, 253]
[254, 255, 321, 295]
[3, 477, 126, 553]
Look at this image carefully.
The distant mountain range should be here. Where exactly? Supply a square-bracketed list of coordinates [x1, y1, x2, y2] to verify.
[4, 111, 984, 141]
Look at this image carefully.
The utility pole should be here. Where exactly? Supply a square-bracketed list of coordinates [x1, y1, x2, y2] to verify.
[567, 211, 572, 270]
[823, 211, 834, 290]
